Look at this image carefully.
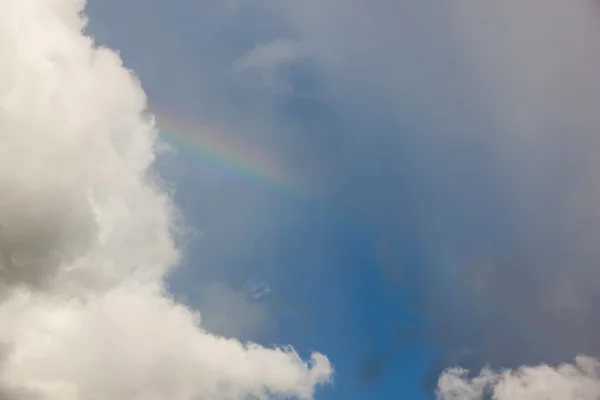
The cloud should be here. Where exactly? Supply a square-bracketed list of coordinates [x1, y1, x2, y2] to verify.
[437, 356, 600, 400]
[260, 0, 600, 389]
[0, 1, 332, 399]
[231, 39, 306, 93]
[82, 0, 600, 394]
[359, 353, 388, 386]
[174, 280, 273, 340]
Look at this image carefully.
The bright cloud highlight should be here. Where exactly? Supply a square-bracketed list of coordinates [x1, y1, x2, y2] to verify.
[0, 1, 332, 399]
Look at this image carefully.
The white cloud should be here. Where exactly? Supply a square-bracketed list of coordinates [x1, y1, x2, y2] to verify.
[231, 39, 306, 93]
[437, 356, 600, 400]
[0, 0, 332, 399]
[234, 39, 301, 72]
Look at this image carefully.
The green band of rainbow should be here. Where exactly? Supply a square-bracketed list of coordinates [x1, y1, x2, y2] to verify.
[154, 112, 312, 200]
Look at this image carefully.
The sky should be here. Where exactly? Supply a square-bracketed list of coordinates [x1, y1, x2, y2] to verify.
[5, 0, 600, 399]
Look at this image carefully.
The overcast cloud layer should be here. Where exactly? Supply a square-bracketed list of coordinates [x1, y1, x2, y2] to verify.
[83, 0, 600, 398]
[248, 0, 600, 386]
[0, 1, 332, 399]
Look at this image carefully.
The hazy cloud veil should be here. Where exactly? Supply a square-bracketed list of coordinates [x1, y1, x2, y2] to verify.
[259, 1, 600, 398]
[0, 1, 331, 399]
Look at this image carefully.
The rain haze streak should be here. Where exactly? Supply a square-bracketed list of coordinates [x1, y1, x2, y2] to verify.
[0, 1, 332, 399]
[412, 0, 600, 383]
[265, 0, 600, 393]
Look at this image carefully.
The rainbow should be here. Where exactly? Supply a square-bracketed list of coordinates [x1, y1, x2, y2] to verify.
[152, 111, 312, 200]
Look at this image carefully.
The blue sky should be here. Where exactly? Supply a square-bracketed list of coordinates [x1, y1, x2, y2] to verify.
[84, 1, 600, 399]
[156, 143, 435, 400]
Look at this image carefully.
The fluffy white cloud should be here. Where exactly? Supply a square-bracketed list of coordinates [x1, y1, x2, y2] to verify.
[0, 0, 332, 399]
[437, 356, 600, 400]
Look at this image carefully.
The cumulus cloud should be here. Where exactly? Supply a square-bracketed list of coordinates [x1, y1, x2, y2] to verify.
[437, 356, 600, 400]
[0, 0, 332, 399]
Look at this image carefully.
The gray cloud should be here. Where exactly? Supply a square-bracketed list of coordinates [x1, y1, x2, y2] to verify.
[265, 0, 600, 384]
[86, 0, 600, 395]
